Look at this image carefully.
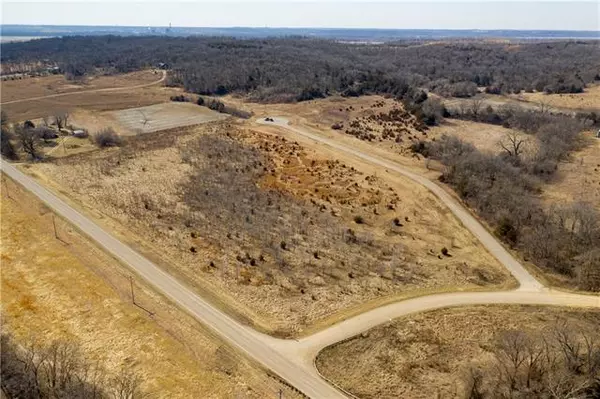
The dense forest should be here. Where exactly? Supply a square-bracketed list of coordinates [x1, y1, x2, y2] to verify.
[2, 36, 599, 101]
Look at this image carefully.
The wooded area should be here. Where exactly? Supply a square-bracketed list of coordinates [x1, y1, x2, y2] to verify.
[1, 332, 144, 398]
[414, 108, 600, 291]
[2, 36, 599, 101]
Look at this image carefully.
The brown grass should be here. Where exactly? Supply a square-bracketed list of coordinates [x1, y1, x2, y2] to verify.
[427, 118, 519, 154]
[541, 131, 600, 212]
[1, 70, 161, 103]
[0, 175, 298, 398]
[514, 84, 600, 111]
[316, 305, 600, 399]
[26, 120, 513, 336]
[1, 80, 184, 122]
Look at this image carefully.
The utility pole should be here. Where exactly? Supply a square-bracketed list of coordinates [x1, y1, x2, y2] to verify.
[52, 214, 59, 239]
[129, 275, 136, 305]
[51, 214, 69, 244]
[3, 178, 13, 201]
[128, 276, 154, 316]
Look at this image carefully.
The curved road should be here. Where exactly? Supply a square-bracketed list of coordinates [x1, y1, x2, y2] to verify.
[2, 116, 598, 398]
[0, 70, 166, 105]
[258, 118, 542, 291]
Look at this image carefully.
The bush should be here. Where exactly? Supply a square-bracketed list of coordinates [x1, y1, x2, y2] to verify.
[93, 127, 122, 147]
[296, 87, 326, 102]
[410, 140, 430, 157]
[0, 130, 18, 160]
[207, 99, 225, 113]
[223, 105, 253, 119]
[353, 215, 365, 224]
[170, 95, 190, 102]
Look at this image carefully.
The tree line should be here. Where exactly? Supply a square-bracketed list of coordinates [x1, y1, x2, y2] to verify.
[412, 108, 599, 291]
[1, 331, 145, 398]
[465, 324, 600, 398]
[2, 36, 598, 101]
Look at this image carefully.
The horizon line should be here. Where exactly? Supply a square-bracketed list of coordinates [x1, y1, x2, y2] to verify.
[1, 24, 599, 33]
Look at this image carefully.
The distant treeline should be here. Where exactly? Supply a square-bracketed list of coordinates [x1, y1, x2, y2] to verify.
[2, 36, 599, 101]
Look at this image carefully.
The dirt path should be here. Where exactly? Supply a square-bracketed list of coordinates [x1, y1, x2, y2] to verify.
[0, 70, 166, 105]
[258, 118, 543, 291]
[2, 113, 598, 399]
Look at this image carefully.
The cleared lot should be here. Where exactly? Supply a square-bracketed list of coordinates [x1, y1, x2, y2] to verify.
[112, 102, 229, 134]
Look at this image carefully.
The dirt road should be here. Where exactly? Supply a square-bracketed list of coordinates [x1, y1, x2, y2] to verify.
[2, 116, 599, 398]
[0, 70, 166, 105]
[258, 118, 543, 292]
[0, 159, 344, 399]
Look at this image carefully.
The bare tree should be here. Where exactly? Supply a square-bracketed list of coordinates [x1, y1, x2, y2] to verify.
[576, 249, 600, 292]
[137, 110, 149, 129]
[464, 325, 600, 398]
[111, 369, 144, 399]
[93, 127, 122, 148]
[499, 131, 527, 162]
[54, 111, 69, 130]
[537, 100, 551, 114]
[15, 125, 42, 160]
[1, 331, 143, 399]
[470, 98, 485, 118]
[1, 112, 18, 160]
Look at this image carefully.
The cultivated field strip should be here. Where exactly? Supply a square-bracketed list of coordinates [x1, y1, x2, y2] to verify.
[113, 103, 228, 133]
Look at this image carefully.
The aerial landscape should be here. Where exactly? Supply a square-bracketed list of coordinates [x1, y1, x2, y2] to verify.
[1, 1, 599, 398]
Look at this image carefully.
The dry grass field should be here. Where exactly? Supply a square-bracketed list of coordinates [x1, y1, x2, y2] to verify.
[1, 70, 161, 103]
[111, 102, 229, 134]
[427, 118, 519, 154]
[1, 86, 182, 122]
[426, 122, 600, 213]
[27, 119, 513, 336]
[1, 78, 183, 122]
[513, 84, 600, 111]
[316, 305, 600, 399]
[231, 95, 424, 149]
[0, 176, 297, 398]
[541, 131, 600, 211]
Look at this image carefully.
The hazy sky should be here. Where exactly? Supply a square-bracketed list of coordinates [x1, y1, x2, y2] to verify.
[2, 1, 599, 31]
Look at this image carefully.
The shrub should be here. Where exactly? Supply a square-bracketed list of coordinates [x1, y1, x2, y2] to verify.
[93, 127, 122, 147]
[207, 99, 225, 113]
[296, 87, 326, 102]
[353, 215, 365, 224]
[0, 130, 18, 160]
[223, 106, 253, 119]
[410, 140, 431, 157]
[170, 95, 190, 102]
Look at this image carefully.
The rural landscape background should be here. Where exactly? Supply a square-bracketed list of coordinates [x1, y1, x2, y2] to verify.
[1, 1, 599, 398]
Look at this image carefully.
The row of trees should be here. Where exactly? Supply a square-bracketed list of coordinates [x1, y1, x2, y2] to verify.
[2, 36, 598, 101]
[416, 117, 599, 289]
[0, 111, 121, 161]
[465, 325, 600, 398]
[1, 332, 144, 398]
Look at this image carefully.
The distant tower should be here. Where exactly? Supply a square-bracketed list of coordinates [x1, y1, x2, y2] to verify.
[166, 22, 172, 34]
